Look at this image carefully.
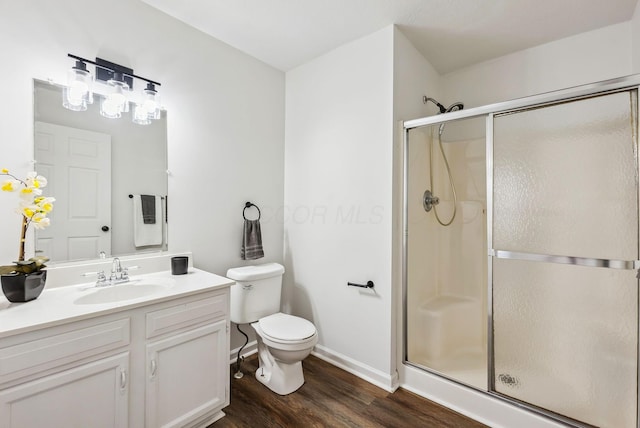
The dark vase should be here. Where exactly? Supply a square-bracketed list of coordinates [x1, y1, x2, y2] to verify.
[1, 270, 47, 302]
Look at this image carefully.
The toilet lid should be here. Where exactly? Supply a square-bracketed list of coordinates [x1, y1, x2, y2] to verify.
[259, 313, 316, 341]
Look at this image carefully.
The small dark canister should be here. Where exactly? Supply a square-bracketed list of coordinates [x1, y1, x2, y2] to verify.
[171, 256, 189, 275]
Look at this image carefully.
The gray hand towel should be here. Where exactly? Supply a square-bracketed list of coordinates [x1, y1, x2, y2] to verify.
[141, 194, 156, 224]
[241, 219, 264, 260]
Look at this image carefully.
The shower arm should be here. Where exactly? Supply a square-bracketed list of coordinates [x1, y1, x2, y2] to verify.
[423, 96, 447, 114]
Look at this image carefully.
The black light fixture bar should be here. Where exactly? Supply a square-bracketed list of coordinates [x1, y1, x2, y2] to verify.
[95, 57, 134, 88]
[67, 53, 161, 90]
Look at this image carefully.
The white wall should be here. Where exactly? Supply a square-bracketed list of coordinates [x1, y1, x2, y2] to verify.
[441, 22, 633, 109]
[632, 0, 640, 73]
[393, 28, 442, 122]
[284, 26, 396, 387]
[0, 0, 284, 280]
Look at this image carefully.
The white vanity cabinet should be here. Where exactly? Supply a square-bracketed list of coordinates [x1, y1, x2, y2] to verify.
[0, 353, 130, 427]
[0, 316, 130, 428]
[145, 292, 229, 428]
[0, 316, 131, 428]
[0, 285, 230, 428]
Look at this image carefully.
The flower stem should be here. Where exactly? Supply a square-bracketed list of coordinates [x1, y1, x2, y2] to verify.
[18, 216, 27, 262]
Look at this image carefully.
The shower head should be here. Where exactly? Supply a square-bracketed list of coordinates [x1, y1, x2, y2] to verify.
[423, 96, 447, 114]
[445, 102, 464, 113]
[423, 96, 464, 115]
[423, 96, 465, 134]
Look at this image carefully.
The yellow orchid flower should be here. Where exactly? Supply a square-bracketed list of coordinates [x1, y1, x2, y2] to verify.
[23, 208, 35, 218]
[2, 170, 54, 264]
[1, 180, 17, 192]
[31, 215, 50, 230]
[35, 197, 55, 213]
[25, 171, 47, 189]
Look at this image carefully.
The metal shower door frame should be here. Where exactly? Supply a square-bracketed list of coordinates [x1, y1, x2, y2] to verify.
[402, 73, 640, 428]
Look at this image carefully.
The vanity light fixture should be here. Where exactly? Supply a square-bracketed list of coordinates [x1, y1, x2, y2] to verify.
[100, 72, 129, 118]
[62, 53, 162, 125]
[62, 59, 92, 111]
[132, 83, 161, 125]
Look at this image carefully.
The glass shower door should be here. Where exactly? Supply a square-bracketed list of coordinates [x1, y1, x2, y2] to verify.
[491, 91, 639, 427]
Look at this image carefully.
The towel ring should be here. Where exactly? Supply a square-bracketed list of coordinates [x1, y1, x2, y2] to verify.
[243, 202, 261, 221]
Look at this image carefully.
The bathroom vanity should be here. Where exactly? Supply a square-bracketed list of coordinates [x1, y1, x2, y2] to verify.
[0, 265, 232, 428]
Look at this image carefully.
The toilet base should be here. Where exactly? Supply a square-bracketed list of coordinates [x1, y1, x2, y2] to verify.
[255, 359, 305, 395]
[254, 331, 308, 395]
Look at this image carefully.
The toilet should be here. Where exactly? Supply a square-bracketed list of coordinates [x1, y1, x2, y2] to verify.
[226, 263, 318, 395]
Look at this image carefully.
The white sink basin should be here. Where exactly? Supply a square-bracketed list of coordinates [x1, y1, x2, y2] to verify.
[74, 278, 175, 305]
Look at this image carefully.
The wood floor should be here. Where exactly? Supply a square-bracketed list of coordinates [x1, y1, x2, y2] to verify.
[210, 354, 487, 428]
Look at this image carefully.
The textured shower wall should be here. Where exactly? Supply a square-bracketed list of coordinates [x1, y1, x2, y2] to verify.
[438, 134, 486, 301]
[406, 127, 439, 305]
[406, 126, 487, 364]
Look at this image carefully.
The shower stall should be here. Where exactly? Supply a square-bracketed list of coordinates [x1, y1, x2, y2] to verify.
[402, 75, 640, 428]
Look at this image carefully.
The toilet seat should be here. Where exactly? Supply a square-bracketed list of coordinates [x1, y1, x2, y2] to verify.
[258, 312, 316, 342]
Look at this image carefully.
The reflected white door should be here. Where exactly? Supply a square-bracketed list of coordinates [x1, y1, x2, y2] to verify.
[34, 122, 111, 261]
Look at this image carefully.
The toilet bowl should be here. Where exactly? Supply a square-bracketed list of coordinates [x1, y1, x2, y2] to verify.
[226, 263, 318, 395]
[251, 312, 318, 395]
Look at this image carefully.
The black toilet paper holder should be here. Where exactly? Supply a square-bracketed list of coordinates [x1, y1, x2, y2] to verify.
[347, 281, 374, 289]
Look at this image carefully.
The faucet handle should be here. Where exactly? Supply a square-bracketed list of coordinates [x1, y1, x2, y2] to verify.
[121, 265, 139, 281]
[96, 270, 108, 286]
[82, 270, 107, 280]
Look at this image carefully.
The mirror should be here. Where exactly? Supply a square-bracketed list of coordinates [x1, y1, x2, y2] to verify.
[33, 79, 168, 263]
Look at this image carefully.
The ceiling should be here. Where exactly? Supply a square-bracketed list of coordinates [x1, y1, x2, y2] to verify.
[141, 0, 638, 74]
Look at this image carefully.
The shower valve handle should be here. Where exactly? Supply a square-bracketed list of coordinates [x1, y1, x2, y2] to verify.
[423, 190, 439, 212]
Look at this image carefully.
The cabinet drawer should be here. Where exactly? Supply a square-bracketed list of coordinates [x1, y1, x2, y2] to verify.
[146, 293, 227, 339]
[0, 318, 130, 384]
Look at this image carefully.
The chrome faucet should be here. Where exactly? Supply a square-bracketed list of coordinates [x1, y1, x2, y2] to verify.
[109, 257, 130, 284]
[111, 257, 122, 278]
[91, 257, 132, 287]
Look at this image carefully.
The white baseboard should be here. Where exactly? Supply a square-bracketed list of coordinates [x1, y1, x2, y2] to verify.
[312, 344, 399, 392]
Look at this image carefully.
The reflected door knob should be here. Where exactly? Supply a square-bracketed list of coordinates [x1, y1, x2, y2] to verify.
[101, 226, 110, 232]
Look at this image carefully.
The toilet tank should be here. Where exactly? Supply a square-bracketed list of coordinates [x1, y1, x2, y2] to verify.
[226, 263, 285, 324]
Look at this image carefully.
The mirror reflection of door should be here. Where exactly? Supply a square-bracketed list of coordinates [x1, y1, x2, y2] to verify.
[35, 121, 111, 261]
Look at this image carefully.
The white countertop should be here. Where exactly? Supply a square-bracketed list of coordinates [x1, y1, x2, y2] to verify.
[0, 268, 233, 339]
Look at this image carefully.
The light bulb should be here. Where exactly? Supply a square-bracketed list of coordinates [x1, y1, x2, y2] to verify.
[132, 103, 151, 125]
[100, 78, 129, 119]
[63, 61, 92, 111]
[141, 83, 161, 120]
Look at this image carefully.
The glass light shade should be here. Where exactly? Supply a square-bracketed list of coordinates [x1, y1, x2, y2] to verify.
[100, 80, 129, 119]
[141, 84, 161, 120]
[132, 103, 151, 125]
[62, 66, 92, 111]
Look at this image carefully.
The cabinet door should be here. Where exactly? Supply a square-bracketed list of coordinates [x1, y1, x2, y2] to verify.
[146, 320, 228, 428]
[0, 352, 129, 428]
